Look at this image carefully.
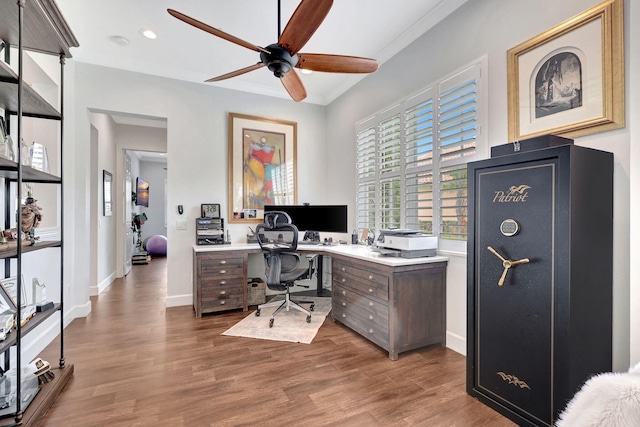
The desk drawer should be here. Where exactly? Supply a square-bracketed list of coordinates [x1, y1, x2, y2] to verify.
[332, 269, 388, 301]
[333, 284, 388, 331]
[199, 255, 244, 277]
[333, 305, 389, 349]
[201, 275, 245, 289]
[201, 277, 244, 296]
[201, 293, 244, 312]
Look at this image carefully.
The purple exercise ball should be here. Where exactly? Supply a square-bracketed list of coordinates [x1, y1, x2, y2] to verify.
[146, 235, 167, 256]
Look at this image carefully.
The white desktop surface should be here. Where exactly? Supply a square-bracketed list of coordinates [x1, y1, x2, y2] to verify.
[193, 243, 448, 266]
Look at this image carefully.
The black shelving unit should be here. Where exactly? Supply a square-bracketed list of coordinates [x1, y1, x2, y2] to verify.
[0, 1, 78, 425]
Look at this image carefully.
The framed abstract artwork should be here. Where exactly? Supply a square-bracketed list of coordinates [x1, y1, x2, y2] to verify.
[228, 113, 297, 223]
[507, 0, 623, 141]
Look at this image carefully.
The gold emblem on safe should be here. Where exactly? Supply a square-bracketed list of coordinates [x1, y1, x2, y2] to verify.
[493, 185, 531, 203]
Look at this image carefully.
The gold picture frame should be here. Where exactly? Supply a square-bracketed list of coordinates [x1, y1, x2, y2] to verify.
[228, 113, 297, 224]
[507, 0, 624, 141]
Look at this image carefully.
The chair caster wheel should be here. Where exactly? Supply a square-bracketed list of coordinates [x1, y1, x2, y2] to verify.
[255, 309, 261, 317]
[310, 304, 315, 312]
[269, 318, 274, 328]
[306, 315, 311, 323]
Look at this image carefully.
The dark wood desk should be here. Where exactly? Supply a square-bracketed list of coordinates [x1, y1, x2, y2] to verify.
[193, 244, 448, 359]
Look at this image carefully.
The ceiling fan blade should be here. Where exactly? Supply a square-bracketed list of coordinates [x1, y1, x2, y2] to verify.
[278, 0, 333, 54]
[168, 9, 270, 54]
[280, 71, 307, 102]
[205, 63, 265, 82]
[296, 53, 379, 73]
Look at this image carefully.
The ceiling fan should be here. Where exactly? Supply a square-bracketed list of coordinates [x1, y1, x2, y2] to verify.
[167, 0, 379, 102]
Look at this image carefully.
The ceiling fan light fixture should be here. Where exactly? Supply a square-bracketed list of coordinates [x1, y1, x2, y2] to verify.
[139, 29, 158, 39]
[300, 69, 313, 75]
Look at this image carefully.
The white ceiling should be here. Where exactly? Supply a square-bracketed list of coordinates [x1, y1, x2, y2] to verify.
[55, 0, 468, 105]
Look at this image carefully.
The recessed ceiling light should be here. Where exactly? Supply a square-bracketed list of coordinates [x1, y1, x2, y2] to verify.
[300, 69, 313, 75]
[110, 35, 130, 46]
[140, 29, 157, 39]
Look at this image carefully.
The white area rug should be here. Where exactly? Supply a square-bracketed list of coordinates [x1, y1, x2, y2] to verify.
[222, 296, 331, 344]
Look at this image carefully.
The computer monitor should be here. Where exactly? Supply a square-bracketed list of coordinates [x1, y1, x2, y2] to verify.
[263, 205, 348, 235]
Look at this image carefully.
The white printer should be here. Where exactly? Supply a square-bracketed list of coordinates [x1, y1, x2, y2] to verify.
[373, 229, 437, 258]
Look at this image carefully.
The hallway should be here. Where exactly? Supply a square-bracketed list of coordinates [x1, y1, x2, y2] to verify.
[38, 257, 513, 426]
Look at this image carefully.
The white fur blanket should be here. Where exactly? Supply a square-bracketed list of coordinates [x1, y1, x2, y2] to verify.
[556, 362, 640, 426]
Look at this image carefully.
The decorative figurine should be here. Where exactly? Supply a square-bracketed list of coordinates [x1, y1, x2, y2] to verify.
[21, 188, 42, 242]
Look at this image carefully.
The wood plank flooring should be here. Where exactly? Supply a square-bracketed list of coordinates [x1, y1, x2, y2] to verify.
[37, 257, 515, 427]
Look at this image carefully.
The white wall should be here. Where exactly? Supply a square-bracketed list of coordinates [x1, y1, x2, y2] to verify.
[88, 113, 117, 295]
[326, 0, 634, 370]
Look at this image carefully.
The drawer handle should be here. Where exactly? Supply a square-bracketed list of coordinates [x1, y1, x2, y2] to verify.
[220, 270, 227, 274]
[369, 302, 374, 306]
[368, 275, 374, 280]
[342, 314, 346, 318]
[220, 290, 226, 295]
[368, 329, 374, 334]
[369, 315, 373, 320]
[342, 278, 346, 283]
[220, 280, 227, 285]
[342, 290, 346, 296]
[368, 288, 373, 293]
[220, 260, 227, 265]
[342, 302, 346, 307]
[220, 301, 226, 305]
[342, 267, 346, 272]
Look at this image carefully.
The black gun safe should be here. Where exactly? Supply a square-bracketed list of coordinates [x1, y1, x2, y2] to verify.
[466, 139, 613, 426]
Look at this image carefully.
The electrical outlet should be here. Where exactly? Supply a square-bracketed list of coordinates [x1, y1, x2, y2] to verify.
[176, 220, 187, 230]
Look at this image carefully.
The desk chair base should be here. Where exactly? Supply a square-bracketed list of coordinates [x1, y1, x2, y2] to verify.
[255, 292, 315, 328]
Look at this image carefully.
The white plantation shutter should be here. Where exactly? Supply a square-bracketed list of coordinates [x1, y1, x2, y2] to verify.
[356, 122, 376, 232]
[435, 68, 479, 240]
[404, 92, 434, 232]
[405, 170, 433, 232]
[378, 114, 401, 175]
[356, 126, 376, 181]
[379, 177, 401, 230]
[438, 79, 477, 164]
[439, 165, 468, 239]
[355, 60, 484, 242]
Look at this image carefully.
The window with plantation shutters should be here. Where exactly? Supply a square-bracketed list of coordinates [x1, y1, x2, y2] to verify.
[355, 59, 484, 244]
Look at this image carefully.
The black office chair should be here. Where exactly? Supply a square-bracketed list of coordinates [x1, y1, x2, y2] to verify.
[255, 211, 316, 328]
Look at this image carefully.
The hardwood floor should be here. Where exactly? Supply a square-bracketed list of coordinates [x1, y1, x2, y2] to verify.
[38, 257, 515, 427]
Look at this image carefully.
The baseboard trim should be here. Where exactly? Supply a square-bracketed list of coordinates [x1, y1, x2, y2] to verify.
[166, 294, 192, 307]
[91, 272, 116, 296]
[446, 331, 466, 356]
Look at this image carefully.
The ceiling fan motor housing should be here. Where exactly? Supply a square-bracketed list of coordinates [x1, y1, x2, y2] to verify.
[261, 44, 299, 78]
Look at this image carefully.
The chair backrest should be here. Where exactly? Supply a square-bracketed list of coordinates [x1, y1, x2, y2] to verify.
[256, 211, 300, 288]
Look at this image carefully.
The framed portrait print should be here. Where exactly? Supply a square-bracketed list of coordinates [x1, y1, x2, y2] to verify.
[507, 0, 624, 141]
[228, 113, 297, 223]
